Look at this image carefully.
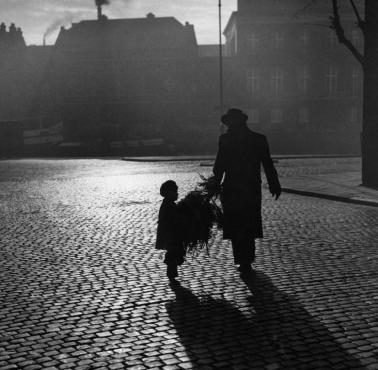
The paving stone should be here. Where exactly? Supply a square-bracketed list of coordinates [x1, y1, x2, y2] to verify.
[109, 364, 126, 370]
[23, 365, 44, 370]
[178, 362, 195, 369]
[1, 158, 378, 370]
[145, 361, 164, 368]
[366, 364, 378, 370]
[162, 366, 181, 370]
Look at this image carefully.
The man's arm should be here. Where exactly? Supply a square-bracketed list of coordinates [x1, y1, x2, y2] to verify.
[213, 135, 226, 185]
[261, 136, 281, 200]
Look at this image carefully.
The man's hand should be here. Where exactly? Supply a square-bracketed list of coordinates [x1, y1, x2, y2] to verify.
[206, 175, 222, 197]
[269, 184, 281, 200]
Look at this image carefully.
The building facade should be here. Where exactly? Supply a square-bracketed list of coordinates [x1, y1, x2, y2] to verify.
[223, 0, 363, 153]
[0, 1, 365, 155]
[0, 22, 57, 155]
[46, 14, 205, 153]
[0, 23, 26, 122]
[0, 23, 26, 155]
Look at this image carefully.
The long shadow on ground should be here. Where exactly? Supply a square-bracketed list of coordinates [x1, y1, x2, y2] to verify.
[166, 272, 363, 369]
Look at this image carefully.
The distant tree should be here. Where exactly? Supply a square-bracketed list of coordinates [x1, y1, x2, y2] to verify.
[313, 0, 378, 187]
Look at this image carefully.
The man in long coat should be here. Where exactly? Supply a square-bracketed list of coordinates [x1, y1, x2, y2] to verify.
[213, 108, 281, 277]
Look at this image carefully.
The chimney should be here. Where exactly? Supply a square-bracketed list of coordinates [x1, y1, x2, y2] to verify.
[9, 23, 16, 34]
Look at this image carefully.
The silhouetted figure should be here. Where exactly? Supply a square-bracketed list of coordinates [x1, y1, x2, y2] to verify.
[156, 180, 185, 281]
[213, 108, 281, 277]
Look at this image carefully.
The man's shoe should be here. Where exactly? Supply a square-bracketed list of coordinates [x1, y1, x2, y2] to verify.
[238, 264, 253, 274]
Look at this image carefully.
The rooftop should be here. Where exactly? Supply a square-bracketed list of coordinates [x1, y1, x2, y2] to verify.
[55, 14, 198, 52]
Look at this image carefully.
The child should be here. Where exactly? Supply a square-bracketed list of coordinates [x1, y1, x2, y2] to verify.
[156, 180, 185, 281]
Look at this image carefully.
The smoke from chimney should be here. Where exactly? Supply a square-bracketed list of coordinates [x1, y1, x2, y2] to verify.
[43, 13, 76, 41]
[95, 0, 110, 5]
[95, 0, 110, 19]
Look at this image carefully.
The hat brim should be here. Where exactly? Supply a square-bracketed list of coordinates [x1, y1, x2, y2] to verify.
[221, 113, 248, 126]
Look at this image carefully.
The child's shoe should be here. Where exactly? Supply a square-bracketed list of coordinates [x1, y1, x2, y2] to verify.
[167, 264, 178, 281]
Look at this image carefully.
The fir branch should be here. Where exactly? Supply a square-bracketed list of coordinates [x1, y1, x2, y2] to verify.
[176, 175, 223, 254]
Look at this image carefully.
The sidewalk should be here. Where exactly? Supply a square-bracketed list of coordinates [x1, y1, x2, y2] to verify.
[121, 154, 358, 162]
[281, 171, 378, 207]
[280, 168, 378, 208]
[122, 155, 378, 207]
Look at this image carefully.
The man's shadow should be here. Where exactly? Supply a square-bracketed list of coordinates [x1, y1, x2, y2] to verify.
[166, 272, 364, 369]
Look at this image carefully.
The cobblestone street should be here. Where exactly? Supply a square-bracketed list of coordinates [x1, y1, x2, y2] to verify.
[1, 158, 378, 370]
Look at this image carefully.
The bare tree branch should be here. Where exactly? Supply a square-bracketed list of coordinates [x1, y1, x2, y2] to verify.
[330, 0, 364, 65]
[349, 0, 366, 34]
[293, 0, 318, 18]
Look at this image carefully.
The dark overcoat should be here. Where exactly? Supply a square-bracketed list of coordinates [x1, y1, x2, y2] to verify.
[213, 127, 280, 239]
[156, 198, 182, 250]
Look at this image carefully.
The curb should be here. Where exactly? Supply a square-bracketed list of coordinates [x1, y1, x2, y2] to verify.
[282, 187, 378, 208]
[121, 156, 214, 162]
[122, 154, 360, 163]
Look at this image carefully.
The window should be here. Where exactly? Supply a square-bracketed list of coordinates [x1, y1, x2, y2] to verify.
[300, 31, 309, 50]
[271, 108, 283, 123]
[226, 33, 237, 56]
[350, 107, 359, 123]
[328, 31, 337, 49]
[163, 76, 176, 92]
[11, 85, 20, 99]
[352, 67, 362, 96]
[273, 32, 284, 51]
[298, 66, 309, 94]
[111, 60, 121, 74]
[248, 109, 260, 123]
[246, 68, 260, 95]
[299, 107, 310, 123]
[271, 68, 284, 96]
[352, 29, 361, 50]
[248, 33, 259, 52]
[326, 67, 338, 95]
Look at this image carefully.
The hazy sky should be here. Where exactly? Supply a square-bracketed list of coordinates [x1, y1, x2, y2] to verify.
[0, 0, 237, 46]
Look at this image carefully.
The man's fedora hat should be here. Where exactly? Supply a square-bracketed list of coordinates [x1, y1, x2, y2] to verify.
[221, 108, 248, 126]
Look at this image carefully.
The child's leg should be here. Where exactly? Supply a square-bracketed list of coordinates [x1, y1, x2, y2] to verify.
[166, 264, 178, 279]
[164, 251, 178, 279]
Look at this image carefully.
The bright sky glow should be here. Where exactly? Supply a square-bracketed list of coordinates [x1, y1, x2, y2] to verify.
[0, 0, 237, 46]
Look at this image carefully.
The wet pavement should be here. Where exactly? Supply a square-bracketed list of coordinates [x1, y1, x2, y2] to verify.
[0, 158, 378, 369]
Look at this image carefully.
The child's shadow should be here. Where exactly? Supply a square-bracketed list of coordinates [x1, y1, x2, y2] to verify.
[166, 273, 364, 369]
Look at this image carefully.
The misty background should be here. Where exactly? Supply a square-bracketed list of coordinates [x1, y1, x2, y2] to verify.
[0, 0, 367, 161]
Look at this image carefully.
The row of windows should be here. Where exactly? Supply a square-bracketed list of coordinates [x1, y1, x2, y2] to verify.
[246, 67, 362, 96]
[247, 107, 361, 124]
[248, 107, 304, 124]
[245, 29, 362, 52]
